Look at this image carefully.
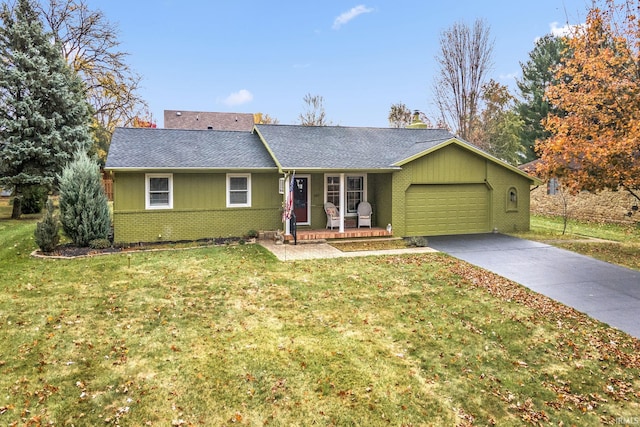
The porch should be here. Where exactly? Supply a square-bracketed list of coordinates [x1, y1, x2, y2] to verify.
[284, 226, 392, 242]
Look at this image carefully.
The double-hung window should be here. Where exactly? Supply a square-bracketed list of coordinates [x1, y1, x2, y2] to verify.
[227, 173, 251, 207]
[325, 174, 366, 214]
[146, 174, 173, 209]
[326, 176, 340, 208]
[346, 176, 364, 214]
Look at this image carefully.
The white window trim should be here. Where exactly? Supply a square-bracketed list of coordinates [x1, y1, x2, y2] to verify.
[324, 174, 341, 211]
[324, 173, 367, 216]
[145, 173, 173, 210]
[226, 173, 252, 208]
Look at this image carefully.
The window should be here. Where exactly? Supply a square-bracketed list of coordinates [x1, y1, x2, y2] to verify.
[227, 174, 251, 207]
[146, 174, 173, 209]
[346, 176, 364, 213]
[325, 174, 366, 214]
[506, 187, 518, 211]
[326, 176, 340, 208]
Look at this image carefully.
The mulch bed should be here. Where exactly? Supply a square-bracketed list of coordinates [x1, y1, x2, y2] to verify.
[34, 237, 244, 259]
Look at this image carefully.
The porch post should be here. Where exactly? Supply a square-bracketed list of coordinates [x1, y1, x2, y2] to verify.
[339, 173, 345, 233]
[284, 175, 291, 236]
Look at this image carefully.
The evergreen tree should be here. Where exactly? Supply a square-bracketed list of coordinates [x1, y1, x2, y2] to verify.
[516, 34, 568, 162]
[34, 197, 60, 253]
[0, 0, 93, 219]
[58, 151, 110, 247]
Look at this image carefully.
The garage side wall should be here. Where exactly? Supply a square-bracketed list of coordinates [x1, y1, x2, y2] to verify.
[112, 172, 282, 243]
[486, 162, 532, 233]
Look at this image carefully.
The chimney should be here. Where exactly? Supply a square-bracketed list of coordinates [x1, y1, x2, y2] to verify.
[407, 110, 427, 129]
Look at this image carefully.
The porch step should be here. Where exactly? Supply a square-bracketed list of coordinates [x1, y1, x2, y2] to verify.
[286, 238, 327, 244]
[285, 227, 392, 242]
[332, 237, 403, 243]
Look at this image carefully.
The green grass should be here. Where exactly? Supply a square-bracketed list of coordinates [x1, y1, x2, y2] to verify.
[528, 215, 640, 243]
[512, 215, 640, 271]
[0, 204, 639, 425]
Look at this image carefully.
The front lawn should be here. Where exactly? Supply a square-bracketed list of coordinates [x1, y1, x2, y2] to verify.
[0, 214, 638, 425]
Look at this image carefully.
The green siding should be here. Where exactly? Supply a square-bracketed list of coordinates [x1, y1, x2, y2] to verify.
[391, 144, 532, 237]
[486, 162, 532, 233]
[411, 144, 486, 183]
[371, 173, 392, 228]
[309, 173, 327, 230]
[112, 171, 282, 243]
[112, 143, 533, 241]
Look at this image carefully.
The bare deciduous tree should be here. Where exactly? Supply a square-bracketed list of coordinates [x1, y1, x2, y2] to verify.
[433, 19, 494, 141]
[38, 0, 147, 132]
[298, 93, 329, 126]
[388, 102, 412, 128]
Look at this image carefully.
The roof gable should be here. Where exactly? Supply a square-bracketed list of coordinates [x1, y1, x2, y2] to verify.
[105, 128, 277, 170]
[393, 137, 542, 184]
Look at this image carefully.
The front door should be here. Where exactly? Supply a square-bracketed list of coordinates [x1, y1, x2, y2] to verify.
[293, 176, 309, 224]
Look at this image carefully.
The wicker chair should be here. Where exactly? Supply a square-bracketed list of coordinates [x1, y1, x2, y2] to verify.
[324, 202, 340, 230]
[357, 201, 372, 228]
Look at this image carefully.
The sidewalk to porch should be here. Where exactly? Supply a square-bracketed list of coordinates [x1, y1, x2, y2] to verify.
[284, 227, 392, 242]
[259, 238, 437, 261]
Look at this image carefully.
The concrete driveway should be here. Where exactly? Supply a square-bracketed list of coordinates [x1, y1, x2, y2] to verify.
[427, 233, 640, 339]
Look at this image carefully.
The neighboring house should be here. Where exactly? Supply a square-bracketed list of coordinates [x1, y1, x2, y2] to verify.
[164, 110, 255, 131]
[105, 125, 541, 243]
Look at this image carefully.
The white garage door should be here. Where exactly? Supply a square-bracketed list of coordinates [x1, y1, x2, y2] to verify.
[405, 184, 490, 236]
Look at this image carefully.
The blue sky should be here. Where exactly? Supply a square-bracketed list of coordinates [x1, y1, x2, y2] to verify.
[89, 1, 591, 128]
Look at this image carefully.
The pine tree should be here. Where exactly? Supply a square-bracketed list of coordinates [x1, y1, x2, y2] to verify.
[58, 151, 110, 247]
[0, 0, 93, 218]
[516, 34, 567, 162]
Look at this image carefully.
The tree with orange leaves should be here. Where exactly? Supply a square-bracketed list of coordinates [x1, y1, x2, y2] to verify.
[536, 0, 640, 206]
[132, 116, 157, 128]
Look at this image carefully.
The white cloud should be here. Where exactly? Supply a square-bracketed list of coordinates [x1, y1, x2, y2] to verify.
[223, 89, 253, 106]
[332, 5, 374, 30]
[549, 21, 583, 37]
[500, 72, 519, 80]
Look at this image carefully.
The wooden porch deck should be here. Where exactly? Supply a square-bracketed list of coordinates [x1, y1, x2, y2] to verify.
[285, 227, 392, 242]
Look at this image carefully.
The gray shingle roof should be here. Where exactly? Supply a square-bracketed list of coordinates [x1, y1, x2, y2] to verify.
[254, 124, 456, 170]
[105, 125, 530, 180]
[105, 127, 277, 170]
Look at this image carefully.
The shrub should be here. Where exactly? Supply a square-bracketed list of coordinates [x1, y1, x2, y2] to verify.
[58, 151, 111, 247]
[406, 236, 428, 247]
[89, 238, 111, 249]
[246, 229, 258, 239]
[34, 198, 60, 252]
[21, 185, 47, 214]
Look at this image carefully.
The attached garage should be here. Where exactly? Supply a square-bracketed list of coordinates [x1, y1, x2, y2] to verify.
[405, 183, 490, 236]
